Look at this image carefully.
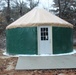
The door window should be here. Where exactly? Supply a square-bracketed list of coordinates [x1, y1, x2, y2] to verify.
[41, 28, 48, 40]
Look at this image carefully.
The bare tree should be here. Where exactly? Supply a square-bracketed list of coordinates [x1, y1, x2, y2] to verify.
[58, 0, 61, 17]
[5, 0, 11, 23]
[12, 0, 29, 18]
[27, 0, 39, 9]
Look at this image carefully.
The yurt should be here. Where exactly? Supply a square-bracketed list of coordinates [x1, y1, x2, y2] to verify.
[6, 8, 73, 55]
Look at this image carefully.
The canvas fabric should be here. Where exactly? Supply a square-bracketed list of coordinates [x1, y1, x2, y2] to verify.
[6, 8, 73, 29]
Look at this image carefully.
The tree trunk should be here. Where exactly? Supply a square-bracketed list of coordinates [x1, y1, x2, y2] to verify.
[58, 0, 61, 17]
[6, 0, 10, 23]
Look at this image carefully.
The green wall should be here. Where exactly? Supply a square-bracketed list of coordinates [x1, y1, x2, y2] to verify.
[6, 27, 37, 55]
[53, 27, 73, 54]
[6, 26, 73, 55]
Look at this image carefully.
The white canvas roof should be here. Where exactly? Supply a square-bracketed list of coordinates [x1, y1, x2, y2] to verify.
[6, 8, 73, 29]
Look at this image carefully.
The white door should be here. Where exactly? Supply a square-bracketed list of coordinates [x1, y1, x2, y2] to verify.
[38, 26, 52, 55]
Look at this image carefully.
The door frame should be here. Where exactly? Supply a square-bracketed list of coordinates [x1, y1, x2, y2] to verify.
[37, 26, 53, 55]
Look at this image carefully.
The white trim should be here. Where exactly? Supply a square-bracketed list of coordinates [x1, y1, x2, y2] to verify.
[3, 50, 76, 56]
[37, 26, 40, 55]
[50, 26, 53, 54]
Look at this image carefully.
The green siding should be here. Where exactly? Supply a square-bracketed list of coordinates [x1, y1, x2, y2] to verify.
[53, 27, 73, 54]
[6, 27, 37, 55]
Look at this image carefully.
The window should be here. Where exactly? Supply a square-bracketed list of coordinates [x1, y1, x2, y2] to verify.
[41, 28, 48, 40]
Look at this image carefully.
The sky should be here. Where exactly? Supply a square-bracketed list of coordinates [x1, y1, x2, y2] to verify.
[36, 0, 54, 9]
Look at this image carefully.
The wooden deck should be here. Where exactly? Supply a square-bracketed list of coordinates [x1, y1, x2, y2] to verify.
[16, 55, 76, 70]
